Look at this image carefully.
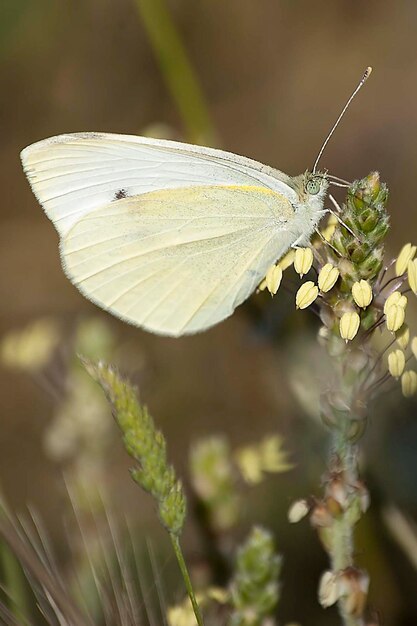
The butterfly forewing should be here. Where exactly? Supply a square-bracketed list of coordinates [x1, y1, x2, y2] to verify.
[21, 133, 296, 237]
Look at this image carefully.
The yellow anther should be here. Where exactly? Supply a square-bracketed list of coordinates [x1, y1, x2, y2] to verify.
[339, 311, 360, 342]
[351, 280, 373, 308]
[396, 243, 416, 276]
[411, 337, 417, 360]
[294, 248, 314, 277]
[385, 304, 405, 333]
[408, 259, 417, 294]
[277, 249, 295, 271]
[401, 370, 417, 398]
[295, 281, 319, 309]
[318, 264, 339, 293]
[387, 349, 406, 379]
[288, 499, 309, 524]
[384, 291, 407, 314]
[265, 264, 283, 295]
[396, 324, 410, 350]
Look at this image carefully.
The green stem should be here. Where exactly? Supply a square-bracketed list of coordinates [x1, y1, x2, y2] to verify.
[134, 0, 216, 145]
[330, 427, 364, 626]
[170, 534, 204, 626]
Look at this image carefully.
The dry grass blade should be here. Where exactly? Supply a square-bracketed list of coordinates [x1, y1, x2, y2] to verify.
[0, 504, 92, 626]
[0, 596, 26, 626]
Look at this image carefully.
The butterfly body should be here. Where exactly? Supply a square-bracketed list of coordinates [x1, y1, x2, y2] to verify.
[21, 133, 328, 336]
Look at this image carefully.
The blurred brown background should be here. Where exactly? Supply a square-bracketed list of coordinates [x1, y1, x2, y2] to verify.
[1, 1, 417, 624]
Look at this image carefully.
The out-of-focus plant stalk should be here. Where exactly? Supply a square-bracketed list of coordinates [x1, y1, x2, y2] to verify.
[171, 535, 204, 626]
[321, 388, 368, 626]
[330, 440, 357, 578]
[229, 526, 281, 626]
[0, 540, 29, 624]
[134, 0, 216, 145]
[84, 360, 204, 626]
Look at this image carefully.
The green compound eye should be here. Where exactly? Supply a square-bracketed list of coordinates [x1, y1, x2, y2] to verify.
[306, 177, 321, 195]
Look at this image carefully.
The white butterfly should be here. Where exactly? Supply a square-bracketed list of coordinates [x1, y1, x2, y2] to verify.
[20, 133, 328, 336]
[20, 69, 371, 337]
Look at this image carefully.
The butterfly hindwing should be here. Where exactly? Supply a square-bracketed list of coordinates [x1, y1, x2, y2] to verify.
[61, 185, 295, 335]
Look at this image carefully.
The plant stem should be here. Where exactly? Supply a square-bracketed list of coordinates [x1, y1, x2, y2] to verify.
[330, 426, 364, 626]
[134, 0, 216, 145]
[331, 443, 356, 574]
[170, 534, 204, 626]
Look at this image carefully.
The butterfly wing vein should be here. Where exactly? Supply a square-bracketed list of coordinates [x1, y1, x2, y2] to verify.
[61, 186, 294, 335]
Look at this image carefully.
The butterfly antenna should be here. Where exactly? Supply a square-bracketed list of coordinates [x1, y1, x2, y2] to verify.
[312, 66, 372, 174]
[327, 174, 352, 185]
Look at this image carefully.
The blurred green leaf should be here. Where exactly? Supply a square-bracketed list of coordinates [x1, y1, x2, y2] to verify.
[0, 0, 32, 54]
[134, 0, 216, 145]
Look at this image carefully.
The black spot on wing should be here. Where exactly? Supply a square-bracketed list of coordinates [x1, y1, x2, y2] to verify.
[114, 188, 128, 201]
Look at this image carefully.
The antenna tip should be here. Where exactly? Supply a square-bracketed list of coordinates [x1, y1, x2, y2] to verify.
[364, 66, 373, 80]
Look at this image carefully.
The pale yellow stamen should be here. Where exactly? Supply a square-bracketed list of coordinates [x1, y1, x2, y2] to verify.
[295, 281, 319, 309]
[258, 278, 267, 292]
[288, 499, 309, 524]
[385, 304, 406, 333]
[396, 243, 416, 276]
[278, 249, 295, 271]
[318, 264, 339, 293]
[294, 248, 313, 277]
[387, 349, 406, 379]
[384, 291, 407, 314]
[351, 280, 373, 308]
[411, 337, 417, 360]
[396, 324, 410, 350]
[265, 264, 283, 295]
[339, 311, 360, 342]
[318, 571, 340, 608]
[408, 259, 417, 294]
[401, 370, 417, 398]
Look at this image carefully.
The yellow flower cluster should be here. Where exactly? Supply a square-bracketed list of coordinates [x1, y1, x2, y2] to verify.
[0, 318, 60, 371]
[259, 241, 417, 398]
[293, 249, 333, 307]
[234, 435, 293, 484]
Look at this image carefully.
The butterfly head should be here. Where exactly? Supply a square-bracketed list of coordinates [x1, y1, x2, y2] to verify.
[290, 171, 328, 204]
[304, 171, 328, 196]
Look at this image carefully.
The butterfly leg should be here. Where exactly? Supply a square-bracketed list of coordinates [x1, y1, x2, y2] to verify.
[328, 194, 363, 243]
[290, 208, 337, 251]
[291, 231, 319, 249]
[314, 227, 343, 257]
[328, 194, 343, 213]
